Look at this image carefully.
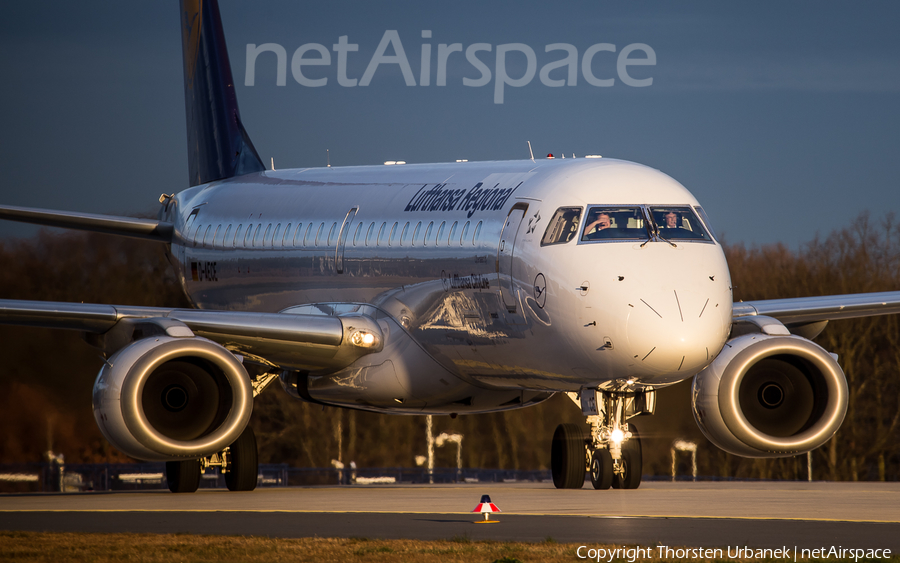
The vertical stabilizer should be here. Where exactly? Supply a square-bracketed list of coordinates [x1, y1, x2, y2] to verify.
[180, 0, 264, 187]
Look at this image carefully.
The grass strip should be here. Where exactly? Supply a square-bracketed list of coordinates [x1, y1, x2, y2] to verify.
[1, 531, 897, 563]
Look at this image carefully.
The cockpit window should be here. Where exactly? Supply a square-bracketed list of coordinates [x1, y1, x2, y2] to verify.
[650, 206, 712, 241]
[693, 205, 718, 242]
[580, 205, 714, 244]
[581, 207, 647, 241]
[541, 206, 582, 246]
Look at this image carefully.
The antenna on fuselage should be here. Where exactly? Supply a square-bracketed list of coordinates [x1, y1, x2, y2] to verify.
[270, 157, 275, 171]
[527, 141, 534, 162]
[327, 149, 331, 168]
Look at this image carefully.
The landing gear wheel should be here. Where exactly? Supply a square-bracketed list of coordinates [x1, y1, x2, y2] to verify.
[166, 459, 200, 493]
[551, 423, 586, 489]
[614, 425, 642, 489]
[590, 448, 613, 490]
[225, 425, 258, 492]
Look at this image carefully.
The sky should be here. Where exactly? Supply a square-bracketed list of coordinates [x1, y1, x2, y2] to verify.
[1, 1, 898, 247]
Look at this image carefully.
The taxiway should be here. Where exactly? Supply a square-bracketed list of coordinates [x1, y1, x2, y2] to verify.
[1, 481, 897, 549]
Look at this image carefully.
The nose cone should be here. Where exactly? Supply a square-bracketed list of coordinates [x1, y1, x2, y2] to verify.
[625, 287, 728, 382]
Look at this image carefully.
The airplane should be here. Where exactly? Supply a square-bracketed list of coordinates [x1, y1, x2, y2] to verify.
[2, 0, 900, 493]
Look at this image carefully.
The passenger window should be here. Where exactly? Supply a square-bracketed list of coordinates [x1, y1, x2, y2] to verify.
[203, 225, 213, 247]
[389, 222, 399, 246]
[377, 222, 387, 246]
[400, 222, 410, 246]
[212, 224, 221, 247]
[650, 206, 712, 242]
[473, 221, 482, 245]
[303, 223, 313, 247]
[192, 224, 203, 247]
[234, 224, 243, 247]
[365, 222, 375, 246]
[436, 221, 445, 245]
[253, 224, 264, 247]
[353, 223, 363, 246]
[314, 223, 325, 246]
[424, 222, 434, 246]
[460, 221, 470, 245]
[327, 222, 337, 245]
[282, 223, 291, 246]
[223, 225, 232, 247]
[541, 207, 582, 246]
[262, 223, 272, 247]
[581, 207, 646, 241]
[244, 223, 254, 247]
[273, 223, 282, 246]
[183, 211, 199, 239]
[411, 222, 422, 246]
[448, 221, 458, 245]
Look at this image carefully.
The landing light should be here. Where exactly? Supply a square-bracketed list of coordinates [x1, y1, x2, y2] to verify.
[610, 428, 625, 444]
[349, 330, 378, 348]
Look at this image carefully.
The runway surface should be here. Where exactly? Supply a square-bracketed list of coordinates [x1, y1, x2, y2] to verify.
[1, 481, 898, 550]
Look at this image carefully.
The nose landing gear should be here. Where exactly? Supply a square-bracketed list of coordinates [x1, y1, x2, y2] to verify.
[551, 389, 652, 490]
[611, 426, 642, 489]
[589, 447, 613, 489]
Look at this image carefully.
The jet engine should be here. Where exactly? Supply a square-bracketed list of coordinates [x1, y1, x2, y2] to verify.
[92, 335, 253, 461]
[691, 333, 848, 457]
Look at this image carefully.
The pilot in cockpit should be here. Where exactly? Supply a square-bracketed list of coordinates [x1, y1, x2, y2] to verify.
[661, 211, 680, 229]
[584, 212, 612, 235]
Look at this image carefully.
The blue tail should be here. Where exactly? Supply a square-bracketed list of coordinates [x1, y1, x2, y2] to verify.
[180, 0, 264, 187]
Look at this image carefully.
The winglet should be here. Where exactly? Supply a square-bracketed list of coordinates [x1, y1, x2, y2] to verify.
[180, 0, 265, 187]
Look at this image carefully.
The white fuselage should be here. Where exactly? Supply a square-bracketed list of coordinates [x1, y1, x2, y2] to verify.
[164, 157, 732, 412]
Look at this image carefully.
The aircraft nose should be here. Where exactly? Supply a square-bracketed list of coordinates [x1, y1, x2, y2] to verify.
[625, 287, 727, 380]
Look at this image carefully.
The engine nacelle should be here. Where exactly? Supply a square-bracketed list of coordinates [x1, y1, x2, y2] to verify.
[691, 333, 848, 457]
[92, 336, 253, 461]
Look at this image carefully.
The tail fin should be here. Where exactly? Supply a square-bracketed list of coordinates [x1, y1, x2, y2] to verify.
[180, 0, 264, 187]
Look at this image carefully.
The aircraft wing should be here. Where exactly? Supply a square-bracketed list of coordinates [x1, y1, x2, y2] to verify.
[0, 299, 383, 372]
[0, 204, 173, 242]
[733, 291, 900, 324]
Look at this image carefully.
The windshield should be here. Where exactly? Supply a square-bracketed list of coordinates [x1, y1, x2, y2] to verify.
[581, 207, 648, 241]
[580, 205, 713, 243]
[650, 206, 712, 241]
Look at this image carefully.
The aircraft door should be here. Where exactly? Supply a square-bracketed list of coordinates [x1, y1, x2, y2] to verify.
[498, 203, 528, 312]
[335, 207, 358, 274]
[181, 207, 202, 280]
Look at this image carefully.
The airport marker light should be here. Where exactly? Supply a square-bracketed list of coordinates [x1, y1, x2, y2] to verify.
[472, 494, 501, 523]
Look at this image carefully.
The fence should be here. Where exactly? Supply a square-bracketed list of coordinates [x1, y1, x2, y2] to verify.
[0, 463, 552, 493]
